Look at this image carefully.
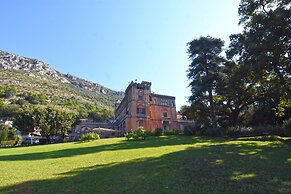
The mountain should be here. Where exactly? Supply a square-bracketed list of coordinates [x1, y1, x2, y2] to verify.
[0, 50, 124, 111]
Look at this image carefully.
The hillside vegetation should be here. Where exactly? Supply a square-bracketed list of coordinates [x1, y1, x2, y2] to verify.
[0, 50, 124, 121]
[0, 70, 120, 109]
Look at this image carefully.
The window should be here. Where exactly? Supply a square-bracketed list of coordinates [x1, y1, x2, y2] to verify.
[138, 121, 144, 127]
[154, 97, 157, 104]
[138, 90, 144, 100]
[137, 108, 145, 115]
[161, 99, 168, 106]
[163, 112, 168, 118]
[172, 101, 175, 107]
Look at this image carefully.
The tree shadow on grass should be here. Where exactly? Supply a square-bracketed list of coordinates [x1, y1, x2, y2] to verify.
[1, 140, 290, 194]
[0, 136, 221, 161]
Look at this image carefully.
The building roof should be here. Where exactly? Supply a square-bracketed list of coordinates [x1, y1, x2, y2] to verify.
[150, 93, 175, 99]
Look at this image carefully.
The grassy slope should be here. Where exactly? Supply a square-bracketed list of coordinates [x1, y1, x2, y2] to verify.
[0, 70, 120, 109]
[0, 136, 290, 194]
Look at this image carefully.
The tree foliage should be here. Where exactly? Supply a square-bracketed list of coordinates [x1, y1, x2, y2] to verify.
[187, 36, 225, 129]
[185, 0, 290, 128]
[88, 108, 113, 122]
[14, 106, 77, 143]
[228, 0, 291, 115]
[0, 124, 9, 142]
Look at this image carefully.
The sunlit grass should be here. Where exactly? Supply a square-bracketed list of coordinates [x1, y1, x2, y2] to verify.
[230, 172, 257, 180]
[0, 136, 290, 193]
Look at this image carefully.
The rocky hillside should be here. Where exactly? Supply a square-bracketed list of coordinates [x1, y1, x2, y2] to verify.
[0, 50, 124, 110]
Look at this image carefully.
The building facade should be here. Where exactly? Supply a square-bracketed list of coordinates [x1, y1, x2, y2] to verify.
[115, 81, 179, 133]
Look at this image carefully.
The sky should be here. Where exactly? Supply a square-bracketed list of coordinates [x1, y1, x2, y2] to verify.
[0, 0, 243, 109]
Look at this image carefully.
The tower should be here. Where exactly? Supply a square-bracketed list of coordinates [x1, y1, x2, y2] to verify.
[115, 81, 152, 133]
[115, 81, 179, 133]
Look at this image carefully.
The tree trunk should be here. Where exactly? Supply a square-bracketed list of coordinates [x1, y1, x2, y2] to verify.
[208, 89, 217, 129]
[229, 108, 240, 126]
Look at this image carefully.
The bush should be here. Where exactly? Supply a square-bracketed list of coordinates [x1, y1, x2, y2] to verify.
[124, 132, 134, 140]
[202, 127, 222, 137]
[259, 135, 284, 141]
[13, 135, 23, 146]
[225, 126, 249, 137]
[237, 135, 284, 142]
[183, 125, 200, 136]
[154, 128, 163, 136]
[124, 127, 146, 141]
[225, 125, 284, 137]
[283, 118, 291, 136]
[0, 140, 16, 147]
[252, 125, 283, 136]
[80, 132, 100, 141]
[0, 129, 9, 142]
[164, 129, 181, 135]
[135, 127, 146, 140]
[0, 125, 23, 147]
[0, 125, 9, 142]
[144, 130, 154, 137]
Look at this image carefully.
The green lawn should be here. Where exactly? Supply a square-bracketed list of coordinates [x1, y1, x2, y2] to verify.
[0, 136, 290, 194]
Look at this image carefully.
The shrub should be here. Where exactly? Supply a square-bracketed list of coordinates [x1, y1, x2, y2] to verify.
[225, 126, 248, 137]
[252, 125, 283, 136]
[80, 132, 100, 141]
[0, 125, 9, 142]
[283, 118, 291, 137]
[13, 135, 23, 146]
[0, 140, 16, 147]
[164, 129, 181, 135]
[183, 125, 200, 136]
[124, 127, 146, 141]
[154, 128, 163, 136]
[63, 136, 69, 143]
[260, 135, 283, 141]
[237, 135, 284, 142]
[144, 130, 154, 137]
[202, 127, 222, 137]
[124, 132, 134, 140]
[225, 125, 283, 137]
[135, 127, 146, 140]
[0, 125, 23, 146]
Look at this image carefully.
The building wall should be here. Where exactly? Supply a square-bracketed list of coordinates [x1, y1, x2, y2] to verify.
[115, 81, 152, 133]
[149, 94, 178, 131]
[115, 81, 179, 133]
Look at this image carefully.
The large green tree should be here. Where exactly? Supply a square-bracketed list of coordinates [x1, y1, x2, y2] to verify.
[187, 36, 225, 129]
[14, 106, 77, 143]
[54, 108, 78, 139]
[215, 61, 268, 126]
[228, 0, 291, 116]
[185, 0, 290, 129]
[32, 107, 54, 143]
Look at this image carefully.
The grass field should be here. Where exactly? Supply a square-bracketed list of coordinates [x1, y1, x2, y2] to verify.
[0, 136, 290, 194]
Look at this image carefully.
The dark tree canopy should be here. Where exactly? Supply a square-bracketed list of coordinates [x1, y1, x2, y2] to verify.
[229, 0, 290, 86]
[187, 36, 225, 129]
[228, 0, 291, 116]
[185, 0, 290, 129]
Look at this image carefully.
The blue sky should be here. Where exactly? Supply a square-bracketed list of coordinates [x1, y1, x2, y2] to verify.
[0, 0, 242, 109]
